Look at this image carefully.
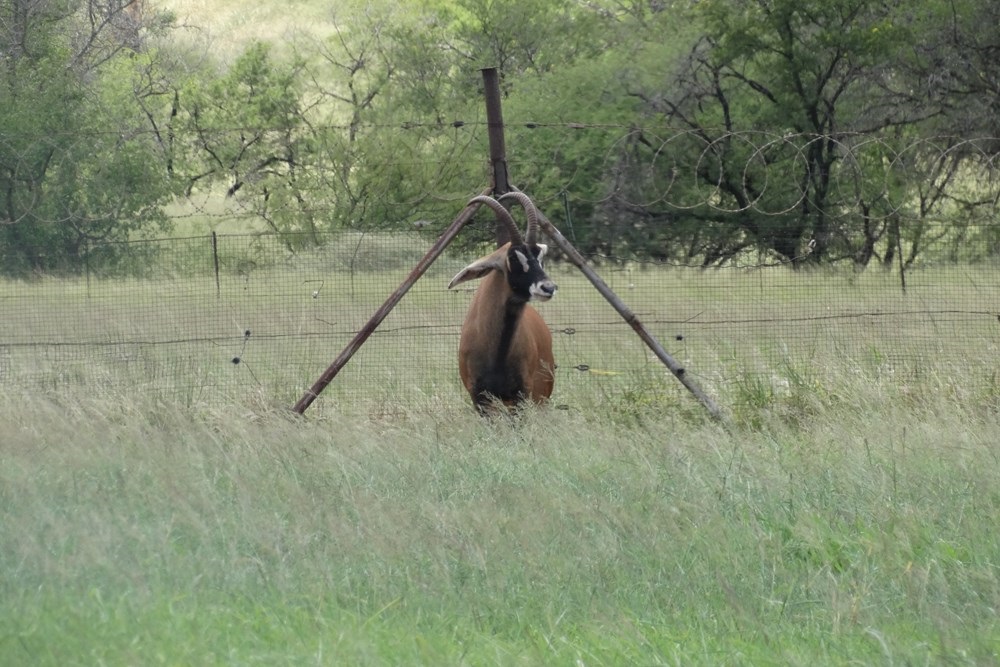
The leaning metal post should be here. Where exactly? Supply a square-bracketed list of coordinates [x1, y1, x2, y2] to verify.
[532, 205, 725, 421]
[291, 188, 490, 415]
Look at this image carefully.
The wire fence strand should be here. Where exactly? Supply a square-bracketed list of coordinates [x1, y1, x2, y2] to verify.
[2, 228, 997, 414]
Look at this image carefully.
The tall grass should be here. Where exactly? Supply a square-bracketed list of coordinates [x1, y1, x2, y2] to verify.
[2, 366, 998, 664]
[3, 237, 999, 663]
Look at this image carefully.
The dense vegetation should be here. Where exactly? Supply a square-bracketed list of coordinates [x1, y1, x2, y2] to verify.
[2, 0, 1000, 273]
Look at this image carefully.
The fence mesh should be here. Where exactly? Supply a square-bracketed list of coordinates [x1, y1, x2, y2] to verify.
[2, 223, 997, 415]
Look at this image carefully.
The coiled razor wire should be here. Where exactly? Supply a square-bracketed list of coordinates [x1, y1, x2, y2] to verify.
[2, 129, 999, 226]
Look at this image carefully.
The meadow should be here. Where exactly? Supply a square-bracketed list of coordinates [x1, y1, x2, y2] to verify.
[2, 249, 999, 665]
[3, 2, 996, 662]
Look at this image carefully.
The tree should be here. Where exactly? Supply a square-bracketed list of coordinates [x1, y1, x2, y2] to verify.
[174, 42, 314, 243]
[298, 1, 497, 237]
[902, 0, 1000, 140]
[625, 0, 925, 265]
[430, 0, 604, 83]
[0, 0, 176, 274]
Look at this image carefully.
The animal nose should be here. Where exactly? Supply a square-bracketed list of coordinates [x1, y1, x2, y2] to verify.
[530, 279, 557, 301]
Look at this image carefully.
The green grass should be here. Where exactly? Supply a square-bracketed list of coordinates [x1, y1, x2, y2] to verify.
[2, 372, 999, 664]
[2, 255, 999, 663]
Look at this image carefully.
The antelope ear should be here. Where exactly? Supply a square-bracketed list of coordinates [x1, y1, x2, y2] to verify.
[448, 255, 506, 289]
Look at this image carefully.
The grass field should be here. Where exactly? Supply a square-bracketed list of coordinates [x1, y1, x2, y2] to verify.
[2, 253, 999, 664]
[8, 5, 989, 662]
[2, 367, 998, 665]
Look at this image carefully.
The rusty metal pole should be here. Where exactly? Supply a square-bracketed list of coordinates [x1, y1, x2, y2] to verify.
[291, 191, 489, 415]
[533, 207, 725, 421]
[482, 67, 723, 420]
[481, 67, 512, 246]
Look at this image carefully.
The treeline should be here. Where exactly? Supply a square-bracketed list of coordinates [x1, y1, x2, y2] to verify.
[2, 0, 999, 274]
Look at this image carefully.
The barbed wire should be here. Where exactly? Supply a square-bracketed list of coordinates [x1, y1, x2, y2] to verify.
[4, 127, 1000, 225]
[0, 119, 710, 140]
[1, 226, 998, 409]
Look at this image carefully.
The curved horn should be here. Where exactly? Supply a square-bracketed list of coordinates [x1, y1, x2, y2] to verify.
[499, 191, 539, 244]
[469, 195, 523, 246]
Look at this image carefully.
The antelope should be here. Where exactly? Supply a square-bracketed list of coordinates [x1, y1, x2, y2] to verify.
[448, 192, 557, 413]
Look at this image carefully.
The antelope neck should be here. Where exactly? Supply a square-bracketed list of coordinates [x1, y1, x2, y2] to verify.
[494, 297, 527, 371]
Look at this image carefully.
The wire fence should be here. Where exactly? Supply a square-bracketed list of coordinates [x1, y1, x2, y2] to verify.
[2, 223, 997, 415]
[4, 124, 1000, 414]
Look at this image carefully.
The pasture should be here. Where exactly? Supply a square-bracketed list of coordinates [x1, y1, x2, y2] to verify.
[1, 247, 999, 664]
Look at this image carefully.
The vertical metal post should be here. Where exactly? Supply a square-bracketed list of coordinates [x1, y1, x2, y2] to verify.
[84, 239, 91, 298]
[211, 231, 221, 298]
[481, 67, 512, 246]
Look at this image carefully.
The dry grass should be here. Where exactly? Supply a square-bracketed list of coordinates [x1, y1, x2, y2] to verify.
[157, 0, 342, 61]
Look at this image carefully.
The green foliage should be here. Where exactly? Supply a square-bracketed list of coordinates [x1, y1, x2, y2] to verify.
[5, 0, 1000, 273]
[563, 0, 1000, 267]
[175, 42, 317, 241]
[0, 1, 175, 275]
[430, 0, 605, 81]
[627, 0, 905, 263]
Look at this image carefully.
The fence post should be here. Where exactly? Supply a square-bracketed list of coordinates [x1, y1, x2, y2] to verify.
[482, 67, 513, 247]
[84, 239, 91, 298]
[211, 231, 221, 298]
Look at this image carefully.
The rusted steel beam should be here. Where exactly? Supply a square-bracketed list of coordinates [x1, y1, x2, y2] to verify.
[481, 67, 513, 247]
[291, 189, 490, 415]
[532, 206, 725, 421]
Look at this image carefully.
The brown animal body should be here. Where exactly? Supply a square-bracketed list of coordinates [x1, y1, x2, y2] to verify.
[449, 193, 557, 412]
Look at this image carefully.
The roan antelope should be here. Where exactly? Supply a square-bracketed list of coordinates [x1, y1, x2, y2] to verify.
[448, 192, 557, 413]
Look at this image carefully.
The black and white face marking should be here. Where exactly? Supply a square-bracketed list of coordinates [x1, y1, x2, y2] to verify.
[507, 243, 557, 302]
